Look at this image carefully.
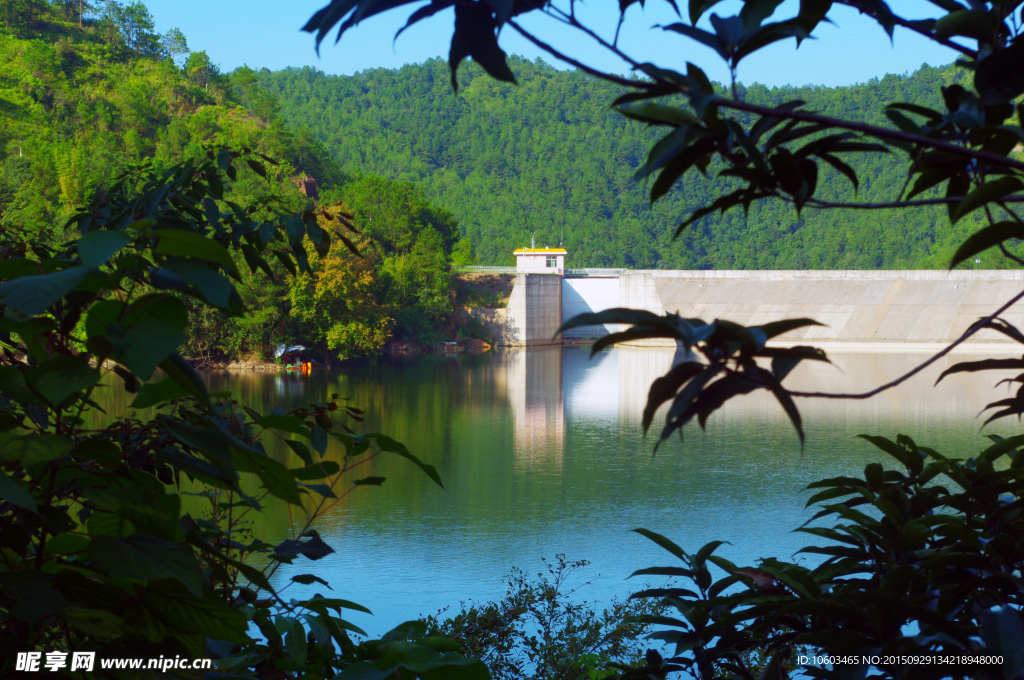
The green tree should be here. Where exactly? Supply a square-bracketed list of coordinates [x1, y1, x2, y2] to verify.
[96, 0, 122, 44]
[184, 49, 217, 90]
[118, 0, 158, 54]
[232, 64, 281, 123]
[287, 214, 395, 360]
[160, 26, 188, 64]
[341, 175, 459, 342]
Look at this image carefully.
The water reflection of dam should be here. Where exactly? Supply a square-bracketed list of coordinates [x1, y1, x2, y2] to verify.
[507, 348, 565, 467]
[508, 346, 1024, 458]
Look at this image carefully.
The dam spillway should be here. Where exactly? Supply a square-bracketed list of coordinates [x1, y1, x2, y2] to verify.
[470, 269, 1024, 348]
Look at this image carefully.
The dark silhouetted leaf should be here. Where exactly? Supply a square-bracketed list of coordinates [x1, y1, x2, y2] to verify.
[949, 221, 1024, 268]
[0, 266, 91, 317]
[449, 3, 516, 90]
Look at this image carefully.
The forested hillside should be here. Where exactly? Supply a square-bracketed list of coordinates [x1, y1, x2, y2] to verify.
[0, 3, 345, 234]
[0, 4, 474, 358]
[264, 58, 996, 270]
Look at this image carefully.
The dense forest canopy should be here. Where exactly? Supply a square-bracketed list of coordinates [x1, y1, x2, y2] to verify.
[0, 2, 472, 358]
[263, 57, 1000, 270]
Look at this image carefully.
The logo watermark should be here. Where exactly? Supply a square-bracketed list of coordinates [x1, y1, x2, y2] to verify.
[15, 652, 212, 673]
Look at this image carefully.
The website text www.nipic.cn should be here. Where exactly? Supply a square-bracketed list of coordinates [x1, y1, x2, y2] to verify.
[15, 652, 213, 673]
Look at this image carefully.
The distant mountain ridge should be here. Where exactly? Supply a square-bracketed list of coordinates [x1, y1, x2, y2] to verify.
[264, 57, 992, 270]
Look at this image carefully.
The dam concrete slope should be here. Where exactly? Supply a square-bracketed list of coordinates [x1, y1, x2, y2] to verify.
[471, 270, 1024, 348]
[643, 270, 1024, 346]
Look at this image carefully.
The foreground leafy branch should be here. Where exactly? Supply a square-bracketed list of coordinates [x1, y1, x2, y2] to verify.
[0, 148, 487, 679]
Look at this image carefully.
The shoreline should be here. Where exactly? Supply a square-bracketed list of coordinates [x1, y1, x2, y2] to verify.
[191, 338, 1022, 370]
[190, 338, 495, 370]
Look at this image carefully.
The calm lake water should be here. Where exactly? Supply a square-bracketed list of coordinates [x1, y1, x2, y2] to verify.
[97, 346, 1024, 637]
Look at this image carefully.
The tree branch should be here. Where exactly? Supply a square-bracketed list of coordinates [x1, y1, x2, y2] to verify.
[717, 98, 1024, 173]
[515, 14, 1024, 174]
[804, 195, 1024, 210]
[507, 20, 649, 90]
[789, 286, 1024, 400]
[834, 0, 977, 57]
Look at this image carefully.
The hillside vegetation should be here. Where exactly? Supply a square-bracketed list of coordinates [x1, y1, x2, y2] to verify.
[264, 57, 998, 270]
[0, 5, 473, 359]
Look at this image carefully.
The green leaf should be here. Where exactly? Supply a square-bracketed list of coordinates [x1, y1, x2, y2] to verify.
[202, 197, 220, 230]
[733, 21, 810, 64]
[278, 614, 309, 665]
[107, 318, 186, 379]
[949, 222, 1024, 268]
[285, 439, 314, 466]
[131, 294, 189, 331]
[241, 242, 275, 281]
[0, 469, 37, 512]
[299, 596, 372, 616]
[557, 307, 668, 336]
[299, 481, 336, 498]
[89, 535, 204, 596]
[25, 356, 100, 406]
[0, 432, 73, 466]
[953, 178, 1024, 224]
[856, 435, 924, 476]
[78, 231, 132, 267]
[291, 461, 341, 480]
[0, 366, 34, 402]
[292, 574, 333, 589]
[631, 527, 687, 561]
[616, 103, 700, 127]
[661, 22, 726, 58]
[311, 423, 328, 455]
[285, 216, 306, 247]
[246, 159, 268, 177]
[354, 475, 386, 486]
[635, 126, 695, 182]
[87, 511, 136, 538]
[0, 266, 92, 317]
[367, 433, 443, 488]
[231, 446, 302, 504]
[933, 9, 998, 42]
[44, 533, 90, 555]
[936, 358, 1024, 385]
[272, 249, 298, 276]
[259, 415, 312, 437]
[61, 606, 126, 639]
[689, 0, 725, 24]
[275, 530, 335, 561]
[449, 3, 517, 91]
[643, 362, 705, 433]
[761, 371, 804, 443]
[975, 40, 1024, 103]
[130, 377, 190, 408]
[163, 257, 238, 310]
[140, 580, 249, 644]
[756, 317, 824, 340]
[651, 136, 716, 201]
[158, 353, 212, 410]
[159, 415, 237, 477]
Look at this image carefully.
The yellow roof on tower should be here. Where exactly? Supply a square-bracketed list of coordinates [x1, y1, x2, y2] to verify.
[513, 248, 567, 254]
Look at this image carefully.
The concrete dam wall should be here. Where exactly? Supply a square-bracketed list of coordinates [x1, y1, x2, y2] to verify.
[474, 270, 1024, 348]
[645, 270, 1024, 346]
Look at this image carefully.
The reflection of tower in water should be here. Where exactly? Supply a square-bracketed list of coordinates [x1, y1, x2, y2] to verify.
[507, 347, 565, 468]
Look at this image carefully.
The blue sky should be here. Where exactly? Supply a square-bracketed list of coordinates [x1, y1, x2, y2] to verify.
[145, 0, 960, 87]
